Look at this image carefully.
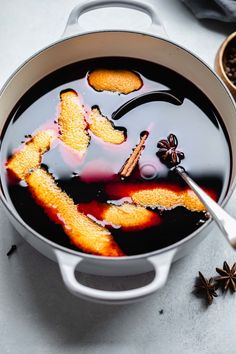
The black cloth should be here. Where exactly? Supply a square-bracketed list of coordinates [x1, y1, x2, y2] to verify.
[182, 0, 236, 22]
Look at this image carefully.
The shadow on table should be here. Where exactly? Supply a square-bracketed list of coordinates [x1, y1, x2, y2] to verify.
[5, 227, 162, 346]
[2, 204, 212, 348]
[200, 20, 235, 36]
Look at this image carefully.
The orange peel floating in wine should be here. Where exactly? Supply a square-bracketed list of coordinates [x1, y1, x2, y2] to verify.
[58, 89, 90, 155]
[88, 69, 143, 94]
[6, 129, 56, 180]
[78, 201, 161, 231]
[88, 106, 126, 144]
[26, 168, 124, 257]
[132, 188, 209, 212]
[105, 182, 217, 212]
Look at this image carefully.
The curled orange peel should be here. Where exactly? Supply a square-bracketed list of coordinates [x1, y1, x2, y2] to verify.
[78, 200, 161, 231]
[105, 182, 217, 212]
[88, 106, 126, 144]
[88, 69, 143, 94]
[6, 129, 56, 180]
[58, 90, 90, 155]
[26, 168, 124, 257]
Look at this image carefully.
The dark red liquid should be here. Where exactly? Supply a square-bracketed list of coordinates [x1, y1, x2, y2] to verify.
[0, 57, 231, 255]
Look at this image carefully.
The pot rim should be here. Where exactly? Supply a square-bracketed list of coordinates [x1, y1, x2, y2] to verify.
[1, 29, 236, 262]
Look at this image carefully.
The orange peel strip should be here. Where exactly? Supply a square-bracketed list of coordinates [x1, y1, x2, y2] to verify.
[88, 107, 126, 144]
[78, 200, 161, 231]
[105, 182, 217, 212]
[131, 188, 207, 212]
[6, 129, 56, 180]
[26, 168, 124, 257]
[58, 89, 90, 154]
[88, 69, 143, 94]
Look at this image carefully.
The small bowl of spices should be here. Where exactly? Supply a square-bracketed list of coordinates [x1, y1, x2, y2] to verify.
[215, 32, 236, 100]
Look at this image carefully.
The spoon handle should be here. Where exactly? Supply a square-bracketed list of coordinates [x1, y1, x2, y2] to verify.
[176, 167, 236, 250]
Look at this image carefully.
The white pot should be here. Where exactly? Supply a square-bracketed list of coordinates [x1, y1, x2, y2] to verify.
[0, 0, 236, 304]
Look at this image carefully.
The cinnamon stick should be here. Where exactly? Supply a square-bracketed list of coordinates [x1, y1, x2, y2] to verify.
[119, 131, 149, 177]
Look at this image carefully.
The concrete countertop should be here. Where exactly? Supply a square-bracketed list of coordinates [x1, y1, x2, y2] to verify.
[0, 1, 236, 353]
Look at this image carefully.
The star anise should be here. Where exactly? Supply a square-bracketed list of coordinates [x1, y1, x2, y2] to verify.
[216, 261, 236, 292]
[157, 133, 185, 167]
[195, 271, 218, 305]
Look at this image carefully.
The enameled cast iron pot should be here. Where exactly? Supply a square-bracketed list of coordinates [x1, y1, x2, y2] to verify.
[1, 0, 236, 304]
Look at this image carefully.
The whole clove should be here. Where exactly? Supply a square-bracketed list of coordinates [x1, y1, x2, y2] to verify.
[6, 245, 17, 257]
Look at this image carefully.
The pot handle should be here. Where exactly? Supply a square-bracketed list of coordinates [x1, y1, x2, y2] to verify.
[55, 249, 176, 304]
[62, 0, 167, 39]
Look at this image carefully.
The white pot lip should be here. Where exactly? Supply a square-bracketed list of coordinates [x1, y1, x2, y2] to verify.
[1, 29, 236, 262]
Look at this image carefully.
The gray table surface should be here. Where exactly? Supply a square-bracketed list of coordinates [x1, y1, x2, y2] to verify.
[1, 1, 236, 353]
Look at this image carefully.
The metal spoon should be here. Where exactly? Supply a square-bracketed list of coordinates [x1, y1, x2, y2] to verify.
[112, 90, 183, 120]
[176, 166, 236, 250]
